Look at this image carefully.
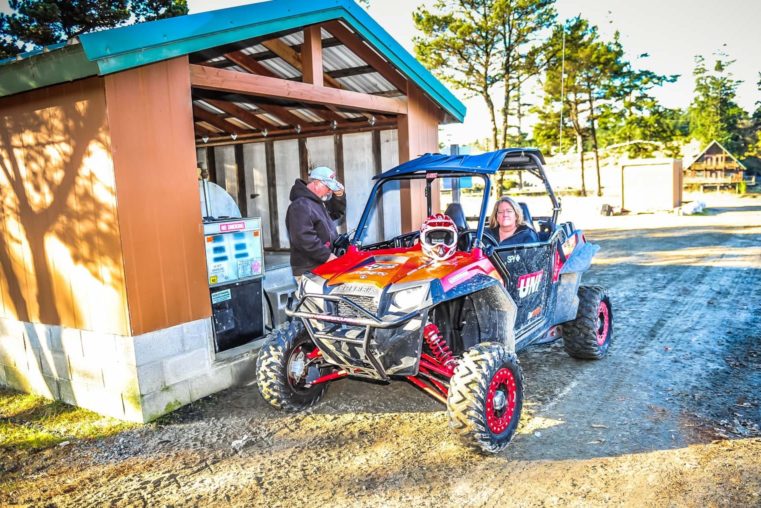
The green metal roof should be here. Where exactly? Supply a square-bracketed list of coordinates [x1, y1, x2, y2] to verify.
[0, 0, 465, 122]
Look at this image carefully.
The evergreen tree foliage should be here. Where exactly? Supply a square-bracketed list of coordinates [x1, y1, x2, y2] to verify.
[0, 0, 188, 59]
[534, 17, 677, 194]
[414, 0, 555, 151]
[688, 55, 749, 155]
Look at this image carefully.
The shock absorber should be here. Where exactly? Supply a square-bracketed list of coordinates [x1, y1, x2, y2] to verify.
[423, 323, 457, 369]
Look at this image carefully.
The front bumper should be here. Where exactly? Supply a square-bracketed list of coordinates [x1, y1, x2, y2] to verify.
[286, 293, 426, 380]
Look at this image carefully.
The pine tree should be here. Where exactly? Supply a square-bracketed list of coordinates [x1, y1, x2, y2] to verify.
[493, 0, 556, 147]
[414, 0, 556, 152]
[688, 55, 749, 155]
[535, 18, 676, 195]
[0, 0, 188, 59]
[414, 0, 505, 151]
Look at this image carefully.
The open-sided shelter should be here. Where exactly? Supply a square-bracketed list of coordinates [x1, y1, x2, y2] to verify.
[0, 0, 464, 421]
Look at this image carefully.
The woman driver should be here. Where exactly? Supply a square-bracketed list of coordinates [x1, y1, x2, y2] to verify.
[487, 196, 539, 246]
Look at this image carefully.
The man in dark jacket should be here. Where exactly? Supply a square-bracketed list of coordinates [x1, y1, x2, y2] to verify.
[286, 166, 346, 277]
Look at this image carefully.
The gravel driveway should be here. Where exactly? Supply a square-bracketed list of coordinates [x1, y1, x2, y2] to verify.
[2, 194, 760, 507]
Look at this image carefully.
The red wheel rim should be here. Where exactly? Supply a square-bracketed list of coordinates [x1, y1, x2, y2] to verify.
[485, 367, 517, 434]
[596, 301, 610, 346]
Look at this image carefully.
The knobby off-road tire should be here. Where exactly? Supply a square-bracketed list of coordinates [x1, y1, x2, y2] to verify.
[562, 285, 613, 359]
[256, 320, 328, 412]
[447, 343, 524, 454]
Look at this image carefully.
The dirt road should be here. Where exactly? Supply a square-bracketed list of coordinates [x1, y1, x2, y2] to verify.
[3, 195, 760, 507]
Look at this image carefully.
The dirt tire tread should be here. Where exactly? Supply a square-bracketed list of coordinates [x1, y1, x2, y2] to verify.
[562, 285, 612, 359]
[256, 320, 326, 412]
[447, 342, 524, 454]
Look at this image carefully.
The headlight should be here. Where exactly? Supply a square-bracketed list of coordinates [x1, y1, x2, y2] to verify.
[389, 284, 429, 313]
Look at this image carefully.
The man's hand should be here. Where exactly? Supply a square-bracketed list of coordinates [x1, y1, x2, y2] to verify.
[333, 188, 344, 198]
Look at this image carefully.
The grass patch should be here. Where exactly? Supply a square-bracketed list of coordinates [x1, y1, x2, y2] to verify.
[0, 387, 137, 450]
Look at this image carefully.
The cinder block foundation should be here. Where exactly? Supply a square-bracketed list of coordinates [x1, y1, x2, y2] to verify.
[0, 317, 259, 422]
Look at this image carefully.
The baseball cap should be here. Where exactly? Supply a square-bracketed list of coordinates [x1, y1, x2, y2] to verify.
[309, 166, 344, 192]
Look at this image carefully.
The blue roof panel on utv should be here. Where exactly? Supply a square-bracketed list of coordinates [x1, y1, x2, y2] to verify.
[376, 148, 546, 179]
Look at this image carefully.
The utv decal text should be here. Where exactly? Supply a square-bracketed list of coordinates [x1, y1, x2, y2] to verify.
[517, 270, 544, 298]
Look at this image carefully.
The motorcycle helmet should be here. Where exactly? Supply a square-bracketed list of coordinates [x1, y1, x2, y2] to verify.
[420, 213, 458, 261]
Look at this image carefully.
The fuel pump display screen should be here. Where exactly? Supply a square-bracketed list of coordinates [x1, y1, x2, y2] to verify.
[203, 218, 264, 288]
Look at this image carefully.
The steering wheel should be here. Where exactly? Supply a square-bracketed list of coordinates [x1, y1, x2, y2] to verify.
[392, 231, 420, 248]
[459, 229, 498, 251]
[481, 231, 499, 247]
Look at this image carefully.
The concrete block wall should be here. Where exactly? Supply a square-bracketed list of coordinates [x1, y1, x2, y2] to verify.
[0, 317, 260, 422]
[0, 318, 142, 420]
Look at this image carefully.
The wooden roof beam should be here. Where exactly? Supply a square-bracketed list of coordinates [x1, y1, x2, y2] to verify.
[328, 65, 375, 79]
[304, 105, 348, 123]
[204, 99, 276, 130]
[194, 122, 218, 136]
[254, 102, 308, 127]
[302, 26, 323, 87]
[261, 37, 344, 89]
[263, 30, 379, 122]
[197, 117, 397, 145]
[190, 64, 407, 115]
[201, 37, 344, 66]
[323, 20, 408, 94]
[192, 104, 248, 133]
[223, 50, 278, 77]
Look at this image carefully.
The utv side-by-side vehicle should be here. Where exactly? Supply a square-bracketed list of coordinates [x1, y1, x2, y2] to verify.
[256, 148, 612, 453]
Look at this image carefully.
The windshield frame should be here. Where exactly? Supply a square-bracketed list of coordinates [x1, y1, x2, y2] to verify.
[352, 172, 492, 249]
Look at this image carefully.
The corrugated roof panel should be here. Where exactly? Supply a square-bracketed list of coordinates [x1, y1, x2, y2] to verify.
[258, 112, 288, 127]
[280, 32, 303, 46]
[336, 111, 363, 119]
[235, 101, 259, 111]
[323, 45, 365, 71]
[241, 44, 267, 55]
[336, 72, 395, 94]
[225, 117, 257, 130]
[280, 28, 331, 47]
[259, 58, 300, 79]
[197, 121, 223, 133]
[290, 108, 325, 123]
[195, 100, 225, 115]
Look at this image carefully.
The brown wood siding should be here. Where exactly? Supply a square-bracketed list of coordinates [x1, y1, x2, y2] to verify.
[0, 78, 130, 335]
[104, 57, 210, 336]
[397, 85, 441, 231]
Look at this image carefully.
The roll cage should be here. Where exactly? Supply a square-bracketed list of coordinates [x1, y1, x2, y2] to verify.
[349, 150, 562, 251]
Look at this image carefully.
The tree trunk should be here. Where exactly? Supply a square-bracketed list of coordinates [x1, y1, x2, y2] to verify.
[484, 91, 498, 151]
[501, 76, 510, 149]
[516, 80, 523, 139]
[500, 16, 514, 149]
[483, 91, 502, 196]
[588, 93, 602, 197]
[576, 131, 587, 197]
[570, 98, 587, 197]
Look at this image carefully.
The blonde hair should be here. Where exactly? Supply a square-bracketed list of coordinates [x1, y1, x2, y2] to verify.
[489, 196, 526, 229]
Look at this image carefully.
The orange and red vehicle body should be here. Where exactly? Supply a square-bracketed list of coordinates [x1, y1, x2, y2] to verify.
[286, 149, 599, 385]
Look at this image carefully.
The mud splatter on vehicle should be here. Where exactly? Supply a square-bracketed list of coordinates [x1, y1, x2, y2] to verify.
[257, 149, 612, 453]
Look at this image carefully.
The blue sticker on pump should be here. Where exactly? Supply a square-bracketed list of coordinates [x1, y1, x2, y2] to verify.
[211, 289, 232, 304]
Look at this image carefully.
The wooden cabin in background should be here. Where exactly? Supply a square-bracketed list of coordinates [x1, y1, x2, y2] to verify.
[683, 140, 750, 191]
